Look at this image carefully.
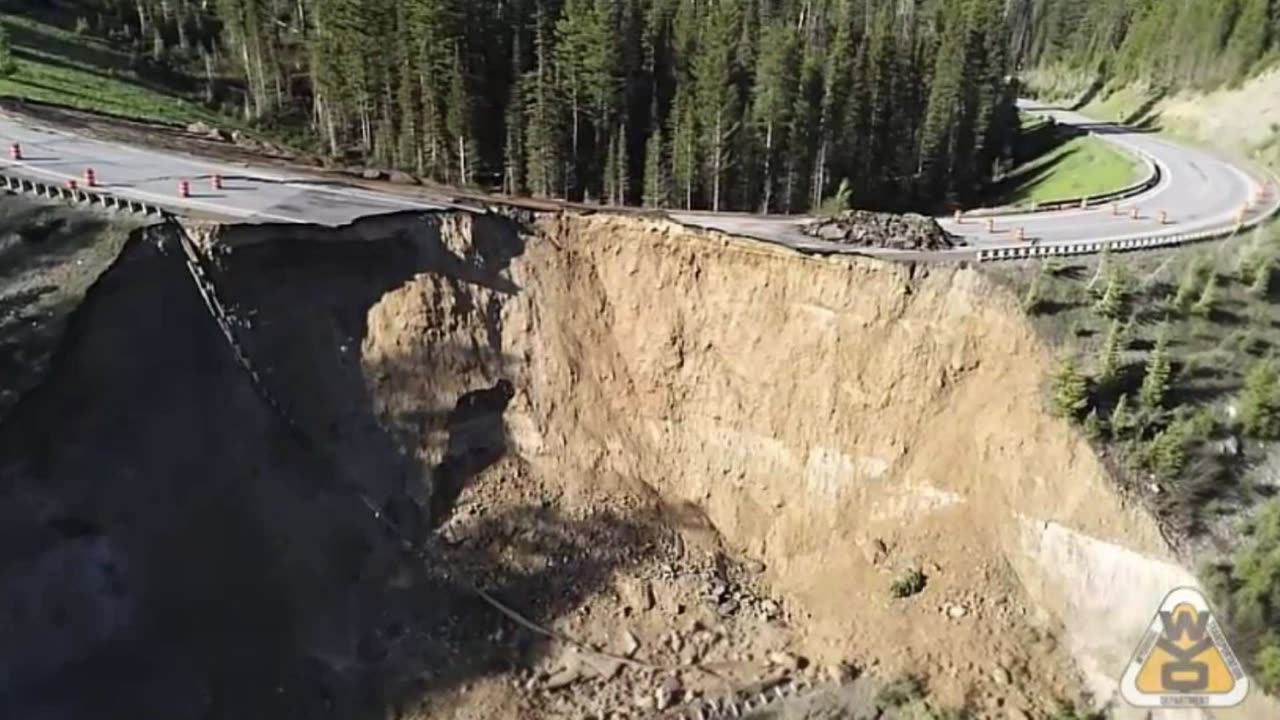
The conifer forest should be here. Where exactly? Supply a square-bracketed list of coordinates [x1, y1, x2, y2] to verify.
[47, 0, 1280, 212]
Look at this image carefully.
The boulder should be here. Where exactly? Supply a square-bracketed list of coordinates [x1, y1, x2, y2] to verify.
[186, 121, 230, 142]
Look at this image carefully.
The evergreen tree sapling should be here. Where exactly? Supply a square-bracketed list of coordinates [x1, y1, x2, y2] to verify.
[1139, 324, 1173, 413]
[1111, 393, 1136, 439]
[1239, 359, 1280, 439]
[1052, 353, 1090, 420]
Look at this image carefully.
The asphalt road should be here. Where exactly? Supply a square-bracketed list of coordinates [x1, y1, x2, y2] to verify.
[672, 100, 1274, 260]
[0, 100, 1271, 259]
[0, 115, 445, 226]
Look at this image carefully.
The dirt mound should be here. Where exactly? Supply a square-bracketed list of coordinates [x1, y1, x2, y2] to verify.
[801, 210, 958, 249]
[0, 209, 1201, 719]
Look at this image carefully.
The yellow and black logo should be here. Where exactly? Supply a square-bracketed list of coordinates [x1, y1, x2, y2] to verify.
[1120, 587, 1249, 708]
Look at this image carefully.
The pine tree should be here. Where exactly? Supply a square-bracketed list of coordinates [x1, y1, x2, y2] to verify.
[1239, 359, 1280, 439]
[615, 122, 630, 204]
[1111, 393, 1136, 440]
[1094, 265, 1128, 319]
[446, 46, 476, 186]
[1052, 354, 1090, 420]
[750, 21, 798, 213]
[918, 10, 965, 202]
[1175, 257, 1209, 310]
[694, 0, 740, 213]
[1139, 324, 1173, 412]
[1145, 423, 1186, 480]
[671, 81, 699, 210]
[1087, 244, 1112, 297]
[1253, 262, 1274, 296]
[0, 24, 15, 77]
[1098, 318, 1125, 382]
[1191, 273, 1217, 317]
[503, 26, 528, 196]
[525, 4, 564, 198]
[643, 127, 669, 208]
[1082, 408, 1103, 441]
[555, 0, 617, 199]
[1023, 270, 1043, 314]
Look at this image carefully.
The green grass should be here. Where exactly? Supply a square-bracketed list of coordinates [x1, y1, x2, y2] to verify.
[995, 135, 1144, 208]
[1080, 85, 1154, 125]
[1019, 111, 1049, 132]
[0, 13, 231, 128]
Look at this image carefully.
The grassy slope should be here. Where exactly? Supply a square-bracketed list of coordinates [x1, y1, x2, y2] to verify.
[998, 134, 1143, 208]
[0, 13, 229, 127]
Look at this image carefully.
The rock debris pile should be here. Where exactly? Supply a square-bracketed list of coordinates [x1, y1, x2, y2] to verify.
[801, 210, 959, 250]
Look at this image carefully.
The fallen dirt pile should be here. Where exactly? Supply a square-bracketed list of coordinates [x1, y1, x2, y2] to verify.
[0, 209, 1225, 719]
[801, 210, 958, 249]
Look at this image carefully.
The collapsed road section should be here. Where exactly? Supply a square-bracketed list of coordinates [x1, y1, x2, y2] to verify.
[0, 208, 1236, 719]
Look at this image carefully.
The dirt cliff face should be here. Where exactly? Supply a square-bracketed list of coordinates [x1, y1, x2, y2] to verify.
[491, 215, 1176, 704]
[1, 210, 1240, 719]
[268, 212, 1179, 711]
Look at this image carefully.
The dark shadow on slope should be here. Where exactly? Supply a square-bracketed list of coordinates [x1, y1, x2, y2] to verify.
[1070, 122, 1161, 135]
[1122, 90, 1168, 129]
[0, 211, 616, 720]
[376, 504, 670, 718]
[428, 380, 515, 526]
[1069, 76, 1106, 111]
[984, 146, 1078, 206]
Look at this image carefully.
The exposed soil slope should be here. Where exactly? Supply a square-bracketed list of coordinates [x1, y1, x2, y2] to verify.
[0, 209, 1224, 719]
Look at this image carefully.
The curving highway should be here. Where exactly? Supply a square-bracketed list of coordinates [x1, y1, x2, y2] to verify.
[0, 99, 1273, 259]
[671, 100, 1278, 260]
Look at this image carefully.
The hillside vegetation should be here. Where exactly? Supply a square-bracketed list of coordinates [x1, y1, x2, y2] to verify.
[1013, 0, 1280, 91]
[987, 225, 1280, 697]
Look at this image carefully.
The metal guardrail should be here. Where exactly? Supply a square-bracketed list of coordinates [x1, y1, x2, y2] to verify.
[975, 173, 1280, 263]
[0, 171, 167, 218]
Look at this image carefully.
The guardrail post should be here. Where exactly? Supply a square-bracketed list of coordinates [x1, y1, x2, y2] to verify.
[986, 218, 995, 233]
[1129, 206, 1140, 220]
[1160, 210, 1169, 225]
[954, 209, 963, 224]
[1080, 197, 1088, 209]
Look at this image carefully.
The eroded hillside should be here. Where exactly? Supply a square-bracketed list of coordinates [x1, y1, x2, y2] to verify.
[0, 210, 1253, 719]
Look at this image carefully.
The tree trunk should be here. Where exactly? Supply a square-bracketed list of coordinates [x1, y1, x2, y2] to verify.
[202, 48, 215, 103]
[136, 0, 150, 37]
[761, 121, 774, 213]
[716, 106, 727, 211]
[812, 140, 827, 209]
